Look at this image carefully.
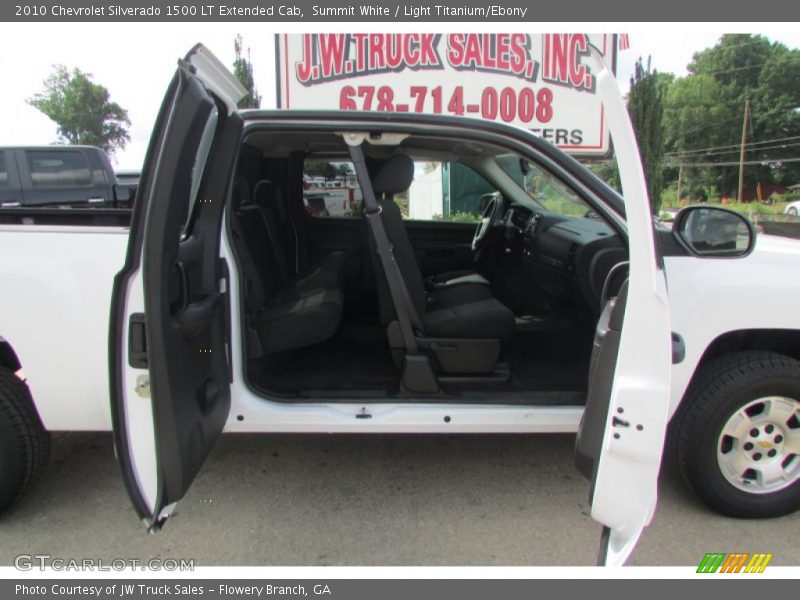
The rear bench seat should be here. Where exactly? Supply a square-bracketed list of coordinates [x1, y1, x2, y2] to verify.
[230, 178, 344, 356]
[253, 179, 346, 289]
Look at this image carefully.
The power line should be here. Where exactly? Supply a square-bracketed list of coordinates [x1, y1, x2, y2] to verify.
[695, 37, 775, 54]
[669, 103, 798, 144]
[666, 135, 800, 156]
[670, 115, 745, 140]
[692, 62, 768, 77]
[665, 157, 800, 168]
[667, 139, 800, 159]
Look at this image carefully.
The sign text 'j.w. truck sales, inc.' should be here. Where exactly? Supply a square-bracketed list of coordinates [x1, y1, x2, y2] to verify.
[276, 33, 616, 156]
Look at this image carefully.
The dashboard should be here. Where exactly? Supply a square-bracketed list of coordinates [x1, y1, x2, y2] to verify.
[501, 203, 628, 311]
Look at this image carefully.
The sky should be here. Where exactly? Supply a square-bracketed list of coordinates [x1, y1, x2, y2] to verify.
[0, 23, 798, 171]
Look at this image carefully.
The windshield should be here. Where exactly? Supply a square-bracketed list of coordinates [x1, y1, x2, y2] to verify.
[495, 154, 591, 218]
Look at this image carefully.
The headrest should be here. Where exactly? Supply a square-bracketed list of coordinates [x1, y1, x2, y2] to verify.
[372, 154, 414, 196]
[253, 179, 276, 204]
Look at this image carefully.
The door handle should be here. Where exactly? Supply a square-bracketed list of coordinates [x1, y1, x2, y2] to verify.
[176, 293, 221, 338]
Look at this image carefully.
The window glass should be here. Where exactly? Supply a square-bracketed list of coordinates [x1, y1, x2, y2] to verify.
[302, 158, 493, 223]
[0, 153, 8, 190]
[497, 154, 590, 218]
[27, 151, 92, 188]
[182, 107, 219, 232]
[302, 159, 361, 218]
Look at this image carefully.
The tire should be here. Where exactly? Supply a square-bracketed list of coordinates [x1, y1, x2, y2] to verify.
[0, 366, 50, 515]
[788, 207, 798, 216]
[673, 351, 800, 518]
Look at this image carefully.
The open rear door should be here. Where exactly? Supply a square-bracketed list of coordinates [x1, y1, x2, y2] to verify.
[574, 49, 672, 565]
[109, 45, 245, 528]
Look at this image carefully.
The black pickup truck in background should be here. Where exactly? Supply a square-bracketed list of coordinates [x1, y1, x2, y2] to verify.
[0, 145, 137, 209]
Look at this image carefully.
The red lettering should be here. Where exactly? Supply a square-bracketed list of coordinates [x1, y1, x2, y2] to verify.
[404, 35, 420, 65]
[510, 34, 528, 75]
[482, 34, 496, 69]
[481, 87, 497, 120]
[446, 34, 465, 67]
[351, 33, 369, 72]
[552, 35, 570, 84]
[568, 36, 588, 88]
[386, 34, 403, 69]
[368, 34, 385, 70]
[448, 86, 464, 115]
[500, 87, 515, 122]
[318, 35, 346, 79]
[495, 34, 510, 71]
[419, 34, 439, 66]
[295, 34, 315, 84]
[462, 34, 481, 68]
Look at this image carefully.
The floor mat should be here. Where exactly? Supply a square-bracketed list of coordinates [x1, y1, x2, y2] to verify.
[504, 327, 592, 391]
[248, 317, 592, 402]
[249, 320, 399, 395]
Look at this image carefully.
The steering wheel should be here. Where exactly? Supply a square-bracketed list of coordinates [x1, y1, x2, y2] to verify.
[472, 194, 499, 252]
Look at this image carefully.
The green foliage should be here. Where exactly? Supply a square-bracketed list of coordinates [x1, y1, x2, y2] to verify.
[660, 183, 680, 208]
[305, 159, 337, 179]
[27, 65, 130, 155]
[233, 34, 261, 109]
[432, 211, 482, 223]
[588, 160, 621, 193]
[627, 57, 667, 214]
[664, 35, 800, 197]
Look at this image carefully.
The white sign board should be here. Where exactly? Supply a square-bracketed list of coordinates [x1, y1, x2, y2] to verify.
[276, 34, 616, 156]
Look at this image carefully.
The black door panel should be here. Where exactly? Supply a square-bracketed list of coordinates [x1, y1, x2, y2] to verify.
[110, 46, 242, 527]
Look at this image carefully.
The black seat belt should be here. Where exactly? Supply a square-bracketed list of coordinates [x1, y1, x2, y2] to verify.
[347, 142, 420, 355]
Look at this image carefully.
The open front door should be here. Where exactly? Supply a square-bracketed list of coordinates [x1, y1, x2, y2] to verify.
[573, 50, 672, 565]
[109, 45, 245, 528]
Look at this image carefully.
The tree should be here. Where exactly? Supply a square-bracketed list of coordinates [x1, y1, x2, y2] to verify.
[627, 57, 667, 213]
[663, 74, 734, 200]
[304, 159, 336, 180]
[27, 65, 130, 156]
[233, 34, 261, 109]
[663, 35, 800, 198]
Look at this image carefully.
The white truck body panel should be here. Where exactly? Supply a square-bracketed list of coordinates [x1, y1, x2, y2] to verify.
[665, 234, 800, 415]
[0, 224, 128, 430]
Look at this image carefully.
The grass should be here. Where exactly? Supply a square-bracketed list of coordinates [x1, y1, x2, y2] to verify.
[660, 195, 800, 223]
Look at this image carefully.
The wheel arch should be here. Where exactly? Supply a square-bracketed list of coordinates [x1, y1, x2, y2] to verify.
[697, 329, 800, 366]
[671, 329, 800, 425]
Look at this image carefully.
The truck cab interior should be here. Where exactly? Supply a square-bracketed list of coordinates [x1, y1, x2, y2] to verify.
[228, 129, 628, 405]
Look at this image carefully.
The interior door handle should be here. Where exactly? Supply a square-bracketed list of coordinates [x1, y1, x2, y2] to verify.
[176, 293, 221, 338]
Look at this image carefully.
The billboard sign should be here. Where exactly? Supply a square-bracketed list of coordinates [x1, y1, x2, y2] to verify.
[276, 33, 616, 156]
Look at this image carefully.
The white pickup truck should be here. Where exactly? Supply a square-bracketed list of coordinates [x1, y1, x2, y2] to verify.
[1, 45, 799, 565]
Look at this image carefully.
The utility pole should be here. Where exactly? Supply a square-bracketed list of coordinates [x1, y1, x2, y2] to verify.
[676, 163, 683, 206]
[737, 97, 750, 203]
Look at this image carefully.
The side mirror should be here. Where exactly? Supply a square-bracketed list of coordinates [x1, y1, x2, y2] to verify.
[673, 205, 756, 258]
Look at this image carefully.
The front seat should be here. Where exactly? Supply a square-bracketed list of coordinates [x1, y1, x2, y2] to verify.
[366, 154, 515, 378]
